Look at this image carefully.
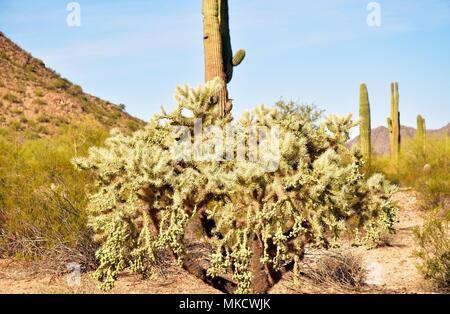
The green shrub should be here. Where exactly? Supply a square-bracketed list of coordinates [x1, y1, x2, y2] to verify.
[8, 119, 23, 131]
[47, 78, 70, 91]
[0, 122, 108, 259]
[36, 115, 51, 123]
[414, 208, 450, 290]
[34, 90, 44, 97]
[33, 98, 47, 106]
[74, 79, 397, 292]
[3, 92, 21, 104]
[372, 135, 449, 208]
[69, 85, 83, 96]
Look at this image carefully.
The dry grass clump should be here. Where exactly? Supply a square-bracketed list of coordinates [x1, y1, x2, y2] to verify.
[306, 250, 368, 289]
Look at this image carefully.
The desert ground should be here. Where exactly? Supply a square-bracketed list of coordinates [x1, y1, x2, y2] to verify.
[0, 190, 439, 294]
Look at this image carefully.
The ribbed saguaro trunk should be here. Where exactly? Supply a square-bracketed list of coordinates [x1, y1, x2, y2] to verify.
[202, 0, 245, 117]
[359, 83, 371, 167]
[416, 115, 426, 142]
[416, 114, 426, 158]
[387, 82, 400, 166]
[203, 0, 229, 117]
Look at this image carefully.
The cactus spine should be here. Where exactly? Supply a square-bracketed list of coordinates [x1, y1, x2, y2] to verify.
[202, 0, 245, 117]
[387, 82, 400, 165]
[359, 83, 371, 167]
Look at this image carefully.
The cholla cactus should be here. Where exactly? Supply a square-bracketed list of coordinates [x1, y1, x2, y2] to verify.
[359, 83, 371, 167]
[74, 81, 397, 293]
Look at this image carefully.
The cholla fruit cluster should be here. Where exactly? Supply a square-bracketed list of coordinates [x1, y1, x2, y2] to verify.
[73, 79, 397, 293]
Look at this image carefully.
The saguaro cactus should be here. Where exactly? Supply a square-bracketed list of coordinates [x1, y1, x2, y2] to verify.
[359, 83, 371, 167]
[416, 115, 426, 158]
[387, 82, 400, 165]
[202, 0, 245, 117]
[416, 115, 426, 142]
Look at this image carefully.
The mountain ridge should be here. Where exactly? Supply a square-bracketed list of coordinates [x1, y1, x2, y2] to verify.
[349, 123, 450, 155]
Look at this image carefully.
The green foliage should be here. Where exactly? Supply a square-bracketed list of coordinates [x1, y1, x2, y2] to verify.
[34, 90, 44, 97]
[33, 98, 48, 106]
[47, 77, 70, 91]
[74, 80, 397, 292]
[359, 83, 371, 167]
[372, 135, 449, 208]
[3, 92, 21, 104]
[36, 115, 51, 123]
[69, 84, 83, 96]
[414, 208, 450, 290]
[0, 122, 108, 257]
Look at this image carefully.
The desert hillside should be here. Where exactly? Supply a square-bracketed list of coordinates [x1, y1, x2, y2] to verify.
[0, 32, 143, 137]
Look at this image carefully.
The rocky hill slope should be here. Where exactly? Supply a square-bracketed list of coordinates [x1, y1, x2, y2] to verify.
[0, 32, 143, 137]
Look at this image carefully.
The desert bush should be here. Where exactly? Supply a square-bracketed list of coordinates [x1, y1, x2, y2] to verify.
[372, 135, 449, 209]
[33, 98, 48, 106]
[8, 119, 23, 131]
[69, 84, 83, 96]
[36, 115, 51, 123]
[3, 92, 21, 104]
[0, 121, 108, 262]
[414, 208, 450, 290]
[306, 250, 367, 288]
[47, 78, 70, 91]
[34, 90, 44, 97]
[73, 79, 397, 293]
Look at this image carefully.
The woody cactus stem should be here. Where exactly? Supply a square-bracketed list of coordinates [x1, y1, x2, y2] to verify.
[359, 83, 371, 167]
[203, 0, 245, 116]
[387, 82, 400, 165]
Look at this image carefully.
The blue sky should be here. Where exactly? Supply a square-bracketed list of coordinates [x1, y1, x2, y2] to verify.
[0, 0, 449, 134]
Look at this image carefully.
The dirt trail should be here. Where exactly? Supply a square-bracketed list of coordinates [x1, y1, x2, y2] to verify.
[0, 190, 436, 294]
[353, 190, 433, 293]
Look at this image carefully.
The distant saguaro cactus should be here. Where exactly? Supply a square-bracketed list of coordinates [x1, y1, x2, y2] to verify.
[359, 83, 371, 167]
[416, 115, 426, 141]
[387, 82, 400, 165]
[416, 115, 426, 156]
[202, 0, 245, 116]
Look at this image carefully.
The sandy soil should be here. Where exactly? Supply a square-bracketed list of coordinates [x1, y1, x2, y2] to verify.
[0, 190, 441, 294]
[271, 190, 437, 294]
